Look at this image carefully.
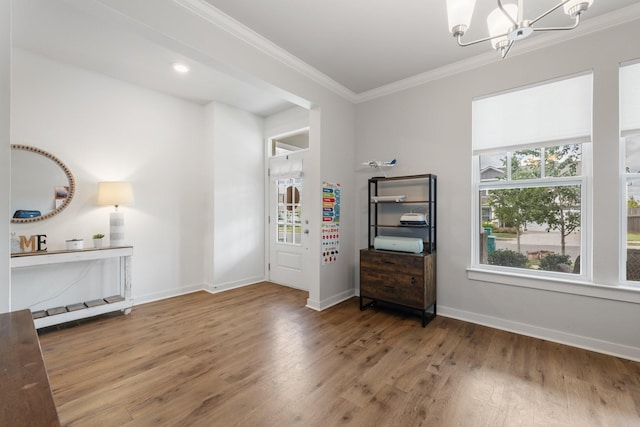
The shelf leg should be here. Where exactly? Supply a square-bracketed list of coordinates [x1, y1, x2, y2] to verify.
[359, 296, 375, 311]
[124, 255, 132, 300]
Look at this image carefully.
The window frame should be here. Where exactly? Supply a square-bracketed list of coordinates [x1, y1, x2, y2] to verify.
[466, 68, 640, 305]
[472, 143, 590, 282]
[620, 131, 640, 286]
[275, 177, 303, 246]
[470, 73, 594, 285]
[619, 60, 640, 286]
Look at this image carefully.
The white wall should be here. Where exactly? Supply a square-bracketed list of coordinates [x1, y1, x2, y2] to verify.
[206, 101, 265, 291]
[0, 0, 10, 313]
[10, 49, 207, 306]
[318, 103, 357, 307]
[264, 106, 309, 139]
[356, 20, 640, 360]
[96, 0, 357, 309]
[4, 0, 359, 311]
[263, 104, 357, 310]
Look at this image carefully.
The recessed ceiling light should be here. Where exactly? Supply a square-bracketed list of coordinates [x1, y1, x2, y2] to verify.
[172, 63, 190, 74]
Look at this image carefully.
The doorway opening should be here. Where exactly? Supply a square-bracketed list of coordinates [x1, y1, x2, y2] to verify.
[267, 128, 309, 290]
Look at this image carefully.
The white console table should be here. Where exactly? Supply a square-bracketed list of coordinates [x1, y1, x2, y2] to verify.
[11, 246, 133, 328]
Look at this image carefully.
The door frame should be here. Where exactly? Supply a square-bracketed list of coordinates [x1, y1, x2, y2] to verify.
[265, 128, 310, 290]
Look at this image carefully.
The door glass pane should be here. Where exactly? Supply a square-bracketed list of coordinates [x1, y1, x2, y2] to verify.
[276, 178, 302, 245]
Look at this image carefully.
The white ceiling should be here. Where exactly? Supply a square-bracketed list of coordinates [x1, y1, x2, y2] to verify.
[11, 0, 640, 114]
[203, 0, 640, 94]
[11, 0, 296, 116]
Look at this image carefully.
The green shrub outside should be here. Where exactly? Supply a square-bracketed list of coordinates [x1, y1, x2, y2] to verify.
[487, 249, 527, 268]
[495, 227, 518, 234]
[539, 254, 572, 271]
[482, 221, 496, 230]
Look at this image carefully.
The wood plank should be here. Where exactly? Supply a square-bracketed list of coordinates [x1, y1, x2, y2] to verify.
[0, 310, 60, 426]
[32, 309, 47, 319]
[84, 299, 106, 308]
[46, 306, 67, 316]
[66, 303, 86, 312]
[37, 282, 640, 427]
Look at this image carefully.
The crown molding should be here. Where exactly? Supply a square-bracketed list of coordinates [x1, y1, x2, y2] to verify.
[356, 51, 499, 103]
[357, 3, 640, 103]
[173, 0, 640, 105]
[172, 0, 358, 103]
[356, 4, 640, 103]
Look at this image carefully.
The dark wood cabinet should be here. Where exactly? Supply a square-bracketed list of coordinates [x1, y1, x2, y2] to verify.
[360, 174, 437, 326]
[360, 249, 436, 326]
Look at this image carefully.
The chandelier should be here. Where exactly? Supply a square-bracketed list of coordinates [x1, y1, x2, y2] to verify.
[446, 0, 594, 58]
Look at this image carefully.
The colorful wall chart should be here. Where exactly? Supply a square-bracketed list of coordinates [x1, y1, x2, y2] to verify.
[322, 181, 340, 264]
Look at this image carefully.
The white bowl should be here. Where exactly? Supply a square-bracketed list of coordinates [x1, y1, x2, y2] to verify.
[66, 239, 84, 250]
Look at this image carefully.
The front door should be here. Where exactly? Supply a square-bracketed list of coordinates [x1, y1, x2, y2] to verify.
[268, 155, 307, 290]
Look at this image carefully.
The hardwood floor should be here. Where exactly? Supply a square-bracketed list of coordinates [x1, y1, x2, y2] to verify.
[39, 282, 640, 426]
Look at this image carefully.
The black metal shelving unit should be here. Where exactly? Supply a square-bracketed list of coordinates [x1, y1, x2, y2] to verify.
[367, 174, 437, 253]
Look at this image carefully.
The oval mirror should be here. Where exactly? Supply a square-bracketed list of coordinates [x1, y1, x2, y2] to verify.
[11, 144, 75, 223]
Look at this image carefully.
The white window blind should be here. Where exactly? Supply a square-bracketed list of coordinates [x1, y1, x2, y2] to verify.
[621, 62, 640, 136]
[270, 158, 303, 180]
[472, 74, 593, 153]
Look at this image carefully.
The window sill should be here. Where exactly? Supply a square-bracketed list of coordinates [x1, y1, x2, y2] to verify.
[467, 267, 640, 305]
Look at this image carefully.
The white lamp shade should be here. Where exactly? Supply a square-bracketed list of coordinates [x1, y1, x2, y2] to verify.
[446, 0, 476, 33]
[563, 0, 593, 16]
[487, 4, 517, 49]
[98, 182, 134, 207]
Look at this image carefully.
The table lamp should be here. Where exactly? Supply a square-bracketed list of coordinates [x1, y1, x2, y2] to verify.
[98, 181, 133, 247]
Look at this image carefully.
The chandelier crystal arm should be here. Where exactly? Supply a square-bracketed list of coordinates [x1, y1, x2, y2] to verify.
[532, 14, 581, 32]
[455, 31, 510, 47]
[446, 0, 593, 59]
[529, 0, 571, 25]
[499, 40, 515, 59]
[497, 0, 518, 28]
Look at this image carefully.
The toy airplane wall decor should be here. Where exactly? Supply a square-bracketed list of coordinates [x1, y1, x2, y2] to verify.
[361, 158, 396, 177]
[362, 158, 396, 168]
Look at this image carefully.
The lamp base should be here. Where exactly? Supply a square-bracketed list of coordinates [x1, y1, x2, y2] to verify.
[110, 211, 125, 247]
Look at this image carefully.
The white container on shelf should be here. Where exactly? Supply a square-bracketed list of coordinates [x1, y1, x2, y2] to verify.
[65, 239, 84, 250]
[373, 236, 424, 254]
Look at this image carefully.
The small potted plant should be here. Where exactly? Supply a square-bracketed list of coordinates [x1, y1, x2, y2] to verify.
[92, 233, 105, 248]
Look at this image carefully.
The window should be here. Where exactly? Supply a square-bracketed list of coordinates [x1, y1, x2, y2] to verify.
[275, 178, 302, 245]
[478, 145, 584, 273]
[473, 74, 592, 278]
[625, 134, 640, 281]
[621, 61, 640, 282]
[270, 129, 309, 156]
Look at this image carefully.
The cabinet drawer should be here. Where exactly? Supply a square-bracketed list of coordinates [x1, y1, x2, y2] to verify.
[360, 270, 425, 308]
[360, 249, 428, 309]
[360, 249, 424, 276]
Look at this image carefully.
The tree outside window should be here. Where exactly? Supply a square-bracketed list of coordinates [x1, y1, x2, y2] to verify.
[479, 144, 582, 273]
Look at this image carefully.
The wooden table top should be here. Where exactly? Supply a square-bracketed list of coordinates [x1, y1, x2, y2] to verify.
[0, 309, 59, 426]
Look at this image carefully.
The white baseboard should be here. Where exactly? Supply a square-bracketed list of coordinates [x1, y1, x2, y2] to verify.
[133, 277, 266, 305]
[306, 288, 355, 311]
[438, 305, 640, 362]
[268, 279, 308, 292]
[205, 276, 265, 294]
[133, 283, 205, 306]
